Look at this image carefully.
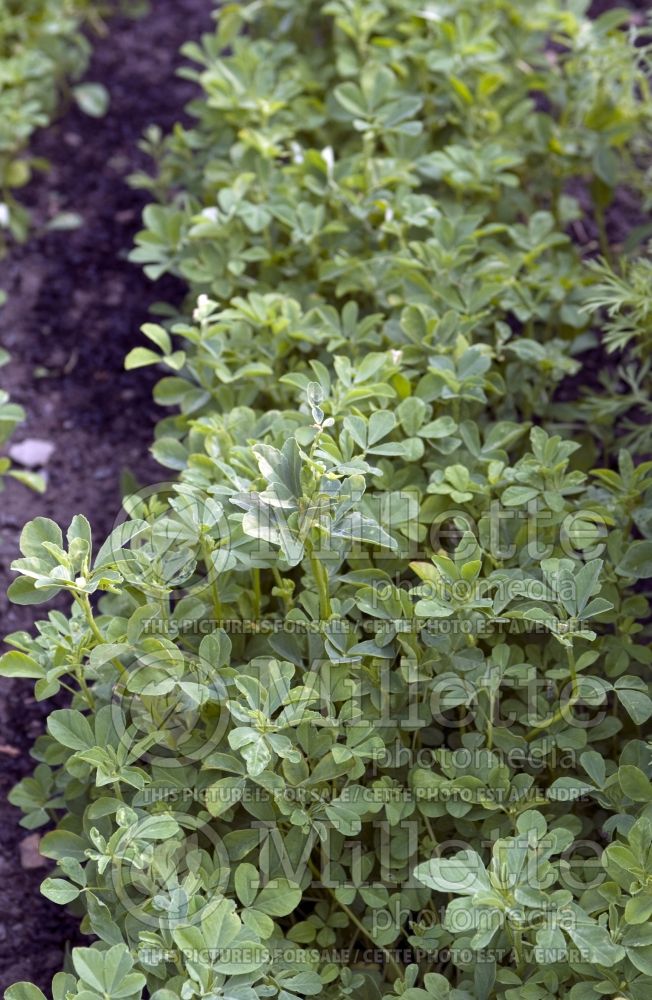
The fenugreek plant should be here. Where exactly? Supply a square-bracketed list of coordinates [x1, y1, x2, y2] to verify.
[3, 2, 652, 1000]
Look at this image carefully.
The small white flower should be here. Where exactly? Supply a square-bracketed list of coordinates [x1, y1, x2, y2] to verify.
[75, 576, 87, 588]
[322, 146, 335, 174]
[0, 203, 9, 228]
[391, 349, 403, 364]
[193, 294, 211, 321]
[421, 6, 442, 21]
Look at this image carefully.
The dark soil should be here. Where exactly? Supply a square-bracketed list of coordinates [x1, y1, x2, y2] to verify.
[0, 1, 214, 991]
[590, 0, 649, 14]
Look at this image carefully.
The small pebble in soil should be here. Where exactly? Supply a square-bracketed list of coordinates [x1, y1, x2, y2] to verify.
[93, 466, 113, 480]
[19, 834, 48, 870]
[8, 438, 55, 467]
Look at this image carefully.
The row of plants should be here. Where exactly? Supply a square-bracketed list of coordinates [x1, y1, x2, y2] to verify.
[3, 2, 652, 1000]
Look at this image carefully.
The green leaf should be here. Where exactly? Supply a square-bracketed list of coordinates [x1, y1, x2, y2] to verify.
[502, 486, 539, 506]
[125, 347, 162, 370]
[141, 323, 172, 353]
[253, 879, 302, 917]
[547, 777, 594, 801]
[414, 851, 490, 896]
[47, 710, 95, 751]
[204, 776, 244, 818]
[565, 909, 625, 965]
[7, 576, 61, 605]
[73, 83, 110, 118]
[619, 765, 652, 802]
[0, 651, 44, 679]
[580, 751, 606, 788]
[41, 877, 81, 905]
[5, 985, 48, 1000]
[617, 541, 652, 579]
[625, 894, 652, 925]
[615, 681, 652, 725]
[9, 470, 47, 493]
[47, 212, 83, 231]
[235, 863, 260, 907]
[19, 517, 63, 558]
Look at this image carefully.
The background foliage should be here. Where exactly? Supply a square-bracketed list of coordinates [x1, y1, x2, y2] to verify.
[0, 0, 115, 249]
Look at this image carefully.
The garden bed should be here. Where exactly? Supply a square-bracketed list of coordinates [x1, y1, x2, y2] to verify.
[0, 1, 651, 998]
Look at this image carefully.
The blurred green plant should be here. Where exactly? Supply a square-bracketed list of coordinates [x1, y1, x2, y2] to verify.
[0, 0, 117, 248]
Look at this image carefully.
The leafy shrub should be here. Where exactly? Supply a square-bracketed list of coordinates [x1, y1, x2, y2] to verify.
[3, 3, 652, 1000]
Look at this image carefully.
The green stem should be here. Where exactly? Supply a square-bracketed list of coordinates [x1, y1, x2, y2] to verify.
[524, 646, 578, 743]
[202, 540, 223, 623]
[59, 679, 79, 698]
[308, 859, 402, 982]
[307, 542, 332, 621]
[78, 593, 104, 644]
[74, 668, 95, 711]
[252, 567, 261, 621]
[424, 815, 437, 847]
[272, 566, 293, 613]
[486, 691, 495, 751]
[511, 927, 526, 974]
[77, 593, 126, 682]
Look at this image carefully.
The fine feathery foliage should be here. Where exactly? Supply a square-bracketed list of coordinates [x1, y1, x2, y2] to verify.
[2, 3, 652, 1000]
